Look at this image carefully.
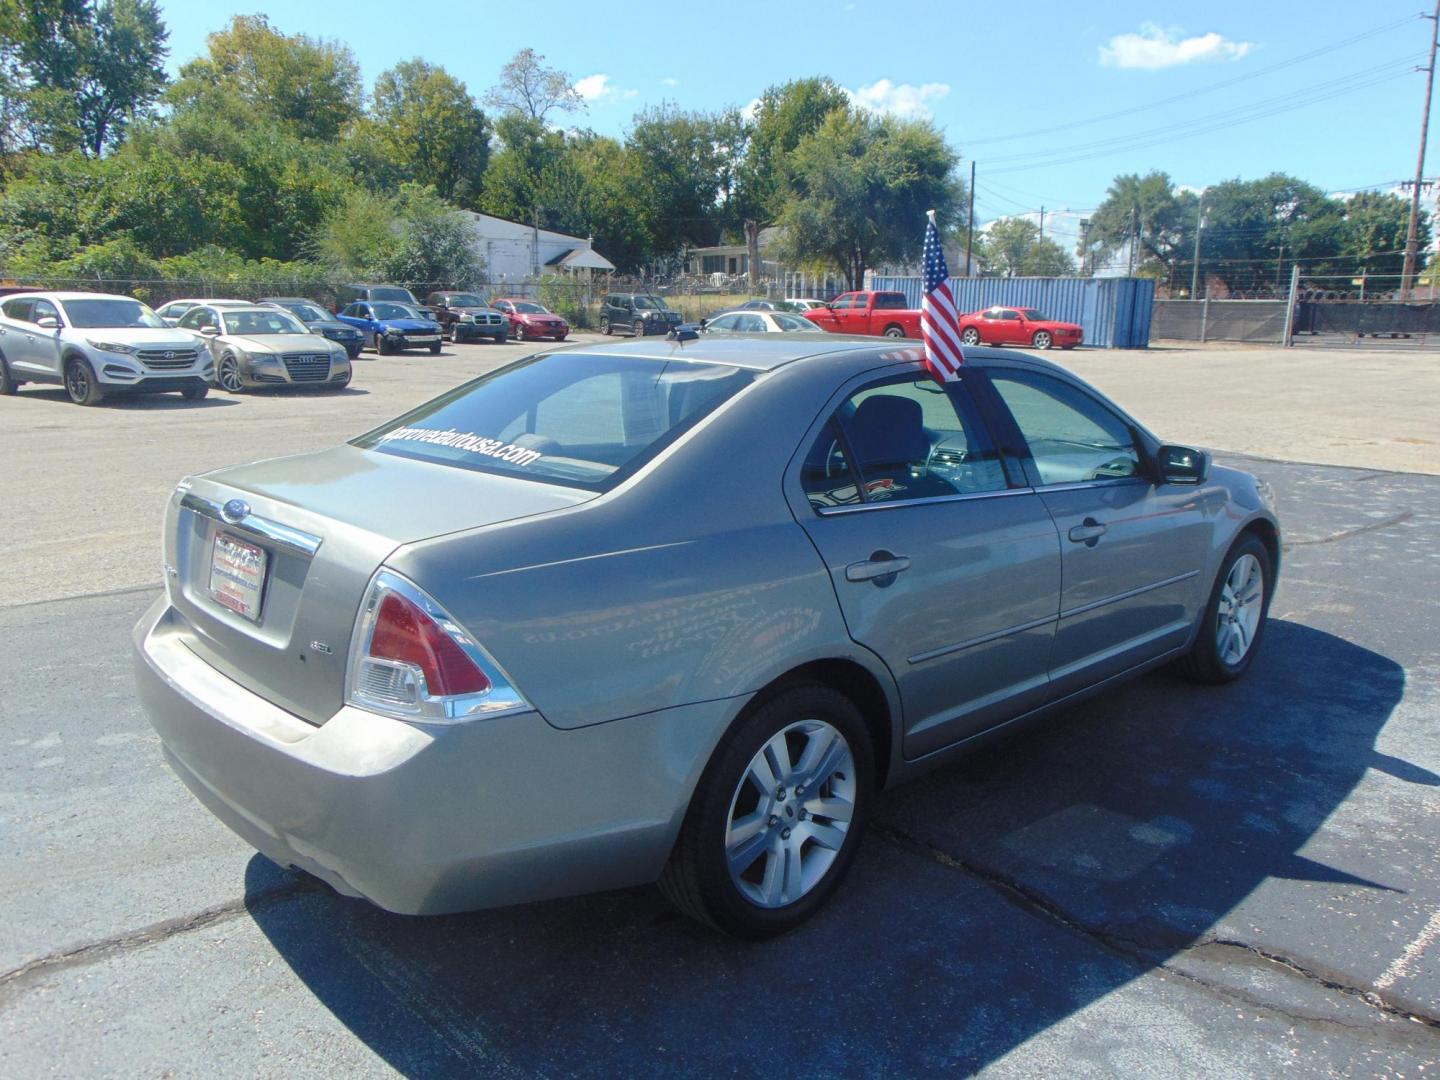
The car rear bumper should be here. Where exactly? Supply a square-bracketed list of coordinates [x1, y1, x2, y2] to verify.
[133, 596, 736, 915]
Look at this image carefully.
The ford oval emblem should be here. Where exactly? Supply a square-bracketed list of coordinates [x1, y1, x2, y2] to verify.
[221, 498, 250, 524]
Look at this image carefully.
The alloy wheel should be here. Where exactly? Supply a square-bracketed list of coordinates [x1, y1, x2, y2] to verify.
[961, 328, 981, 346]
[1216, 553, 1264, 666]
[1033, 331, 1053, 349]
[65, 361, 90, 402]
[725, 719, 857, 909]
[218, 355, 244, 392]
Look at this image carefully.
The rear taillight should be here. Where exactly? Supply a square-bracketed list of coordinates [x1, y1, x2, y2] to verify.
[346, 570, 531, 723]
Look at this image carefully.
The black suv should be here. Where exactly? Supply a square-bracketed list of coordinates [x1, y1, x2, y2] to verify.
[260, 297, 365, 358]
[599, 293, 682, 337]
[334, 284, 426, 314]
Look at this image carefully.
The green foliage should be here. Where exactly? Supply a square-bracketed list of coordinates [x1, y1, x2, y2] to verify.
[777, 109, 962, 289]
[365, 59, 490, 206]
[313, 182, 483, 285]
[0, 0, 168, 155]
[1084, 171, 1195, 277]
[536, 275, 590, 328]
[741, 77, 849, 222]
[168, 15, 361, 143]
[625, 104, 732, 255]
[978, 218, 1076, 277]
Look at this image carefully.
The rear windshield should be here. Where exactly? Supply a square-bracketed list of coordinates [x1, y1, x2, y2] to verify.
[354, 352, 756, 492]
[369, 287, 414, 302]
[873, 292, 909, 309]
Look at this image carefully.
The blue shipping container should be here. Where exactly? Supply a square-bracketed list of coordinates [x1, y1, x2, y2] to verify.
[870, 275, 1155, 349]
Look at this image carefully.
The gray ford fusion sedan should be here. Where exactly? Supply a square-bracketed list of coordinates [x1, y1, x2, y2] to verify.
[134, 335, 1280, 937]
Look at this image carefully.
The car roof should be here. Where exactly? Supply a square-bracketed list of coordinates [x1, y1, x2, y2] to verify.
[166, 298, 250, 306]
[6, 291, 150, 302]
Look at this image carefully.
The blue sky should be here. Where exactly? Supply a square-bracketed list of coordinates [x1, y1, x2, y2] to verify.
[157, 0, 1436, 247]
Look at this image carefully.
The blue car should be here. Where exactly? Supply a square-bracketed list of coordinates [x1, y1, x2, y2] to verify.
[336, 301, 444, 355]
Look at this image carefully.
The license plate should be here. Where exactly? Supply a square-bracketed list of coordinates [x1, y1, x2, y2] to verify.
[209, 532, 268, 622]
[409, 335, 439, 343]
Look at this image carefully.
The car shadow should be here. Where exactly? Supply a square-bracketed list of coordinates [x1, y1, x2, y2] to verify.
[10, 387, 239, 409]
[245, 621, 1409, 1075]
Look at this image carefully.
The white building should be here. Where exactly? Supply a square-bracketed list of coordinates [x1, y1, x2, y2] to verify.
[462, 212, 616, 283]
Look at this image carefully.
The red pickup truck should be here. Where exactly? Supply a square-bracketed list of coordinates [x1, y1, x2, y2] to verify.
[804, 291, 923, 338]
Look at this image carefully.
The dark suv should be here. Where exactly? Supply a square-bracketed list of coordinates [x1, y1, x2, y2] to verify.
[424, 291, 509, 343]
[334, 284, 426, 314]
[599, 293, 682, 337]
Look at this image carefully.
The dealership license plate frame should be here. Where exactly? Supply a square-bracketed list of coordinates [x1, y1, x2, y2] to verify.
[209, 531, 269, 622]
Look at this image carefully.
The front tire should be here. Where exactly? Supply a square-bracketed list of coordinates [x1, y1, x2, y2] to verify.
[377, 334, 394, 356]
[1032, 330, 1053, 350]
[659, 684, 873, 938]
[180, 383, 209, 401]
[960, 327, 981, 346]
[65, 357, 105, 405]
[1175, 533, 1272, 684]
[429, 341, 441, 355]
[599, 316, 611, 336]
[0, 354, 17, 395]
[217, 353, 245, 393]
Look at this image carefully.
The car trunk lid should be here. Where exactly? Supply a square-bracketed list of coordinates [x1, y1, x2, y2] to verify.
[164, 445, 592, 725]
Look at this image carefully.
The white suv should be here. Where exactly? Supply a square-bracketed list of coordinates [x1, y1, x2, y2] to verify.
[0, 291, 214, 405]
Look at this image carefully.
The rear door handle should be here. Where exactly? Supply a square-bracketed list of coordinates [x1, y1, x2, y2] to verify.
[1067, 518, 1108, 545]
[845, 552, 911, 583]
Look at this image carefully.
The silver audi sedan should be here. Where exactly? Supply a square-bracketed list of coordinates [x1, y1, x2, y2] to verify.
[133, 336, 1280, 937]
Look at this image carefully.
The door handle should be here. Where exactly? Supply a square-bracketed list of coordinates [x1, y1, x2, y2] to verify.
[1067, 518, 1108, 545]
[845, 552, 911, 583]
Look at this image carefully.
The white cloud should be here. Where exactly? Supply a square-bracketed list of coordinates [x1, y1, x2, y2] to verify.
[844, 79, 951, 120]
[740, 97, 762, 122]
[1099, 24, 1253, 70]
[662, 77, 679, 87]
[573, 73, 638, 103]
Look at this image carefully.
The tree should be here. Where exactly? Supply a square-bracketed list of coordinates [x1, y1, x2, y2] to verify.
[979, 218, 1076, 277]
[313, 182, 483, 285]
[777, 109, 962, 289]
[1083, 171, 1195, 280]
[169, 15, 361, 143]
[483, 48, 582, 124]
[0, 0, 168, 155]
[741, 76, 850, 220]
[1341, 191, 1425, 280]
[1199, 174, 1343, 291]
[624, 104, 731, 257]
[365, 59, 489, 206]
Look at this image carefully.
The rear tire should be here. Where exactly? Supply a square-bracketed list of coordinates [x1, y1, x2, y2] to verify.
[961, 327, 981, 346]
[658, 684, 873, 938]
[64, 357, 105, 405]
[883, 324, 905, 338]
[1174, 533, 1272, 684]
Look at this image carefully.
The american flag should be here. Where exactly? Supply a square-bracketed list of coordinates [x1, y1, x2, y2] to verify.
[920, 211, 964, 382]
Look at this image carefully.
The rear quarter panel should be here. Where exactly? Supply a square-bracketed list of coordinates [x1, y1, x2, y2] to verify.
[387, 359, 896, 731]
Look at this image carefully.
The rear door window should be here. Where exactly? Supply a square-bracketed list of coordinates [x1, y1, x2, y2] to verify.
[355, 353, 756, 492]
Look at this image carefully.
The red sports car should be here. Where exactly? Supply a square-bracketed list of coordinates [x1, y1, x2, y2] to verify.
[492, 299, 569, 341]
[957, 306, 1082, 350]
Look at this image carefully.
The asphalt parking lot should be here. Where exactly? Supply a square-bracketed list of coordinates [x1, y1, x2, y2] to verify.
[2, 339, 1438, 1075]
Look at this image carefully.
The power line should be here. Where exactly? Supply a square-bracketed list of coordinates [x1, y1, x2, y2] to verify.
[963, 13, 1418, 147]
[986, 58, 1418, 168]
[989, 68, 1416, 175]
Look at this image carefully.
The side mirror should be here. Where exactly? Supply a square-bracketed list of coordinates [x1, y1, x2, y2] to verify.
[36, 316, 60, 329]
[199, 325, 220, 337]
[1156, 444, 1210, 485]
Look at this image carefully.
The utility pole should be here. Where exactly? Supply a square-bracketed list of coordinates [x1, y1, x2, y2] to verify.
[965, 160, 976, 276]
[1402, 1, 1440, 298]
[1079, 219, 1090, 276]
[1127, 207, 1138, 277]
[1190, 192, 1205, 299]
[1039, 206, 1045, 240]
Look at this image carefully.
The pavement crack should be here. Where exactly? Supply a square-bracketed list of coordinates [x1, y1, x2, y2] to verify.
[872, 822, 1440, 1037]
[0, 879, 312, 1005]
[1285, 511, 1413, 548]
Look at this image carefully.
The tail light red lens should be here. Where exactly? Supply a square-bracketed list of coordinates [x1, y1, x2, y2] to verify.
[369, 591, 490, 696]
